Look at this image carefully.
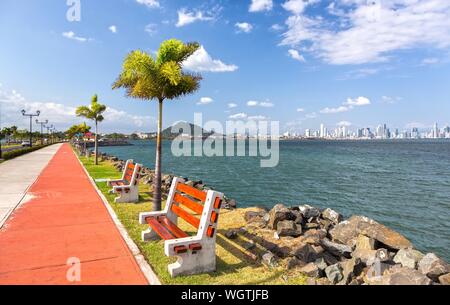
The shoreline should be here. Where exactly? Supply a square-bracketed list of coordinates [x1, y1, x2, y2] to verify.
[93, 150, 449, 285]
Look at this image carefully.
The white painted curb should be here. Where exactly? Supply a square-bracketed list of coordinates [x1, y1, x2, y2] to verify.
[74, 150, 161, 285]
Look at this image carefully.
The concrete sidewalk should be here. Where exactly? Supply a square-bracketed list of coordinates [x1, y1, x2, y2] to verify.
[0, 144, 148, 284]
[0, 144, 62, 228]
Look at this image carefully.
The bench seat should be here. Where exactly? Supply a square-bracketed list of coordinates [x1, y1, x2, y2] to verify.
[107, 159, 142, 203]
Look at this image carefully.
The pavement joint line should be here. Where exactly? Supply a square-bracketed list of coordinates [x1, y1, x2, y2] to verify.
[73, 148, 161, 285]
[0, 144, 63, 229]
[0, 254, 130, 276]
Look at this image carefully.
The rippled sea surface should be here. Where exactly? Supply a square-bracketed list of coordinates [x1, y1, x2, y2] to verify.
[100, 139, 450, 261]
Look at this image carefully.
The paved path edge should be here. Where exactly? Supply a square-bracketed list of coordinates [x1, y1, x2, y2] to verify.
[73, 149, 161, 285]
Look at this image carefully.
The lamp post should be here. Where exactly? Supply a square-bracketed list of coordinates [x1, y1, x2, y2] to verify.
[21, 110, 40, 148]
[44, 124, 54, 144]
[36, 119, 48, 145]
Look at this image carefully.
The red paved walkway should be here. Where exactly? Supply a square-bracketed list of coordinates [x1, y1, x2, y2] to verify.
[0, 144, 148, 285]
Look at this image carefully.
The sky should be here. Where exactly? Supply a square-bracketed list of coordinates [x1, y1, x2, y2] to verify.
[0, 0, 449, 134]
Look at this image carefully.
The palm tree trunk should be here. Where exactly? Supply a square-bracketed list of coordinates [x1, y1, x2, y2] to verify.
[153, 99, 163, 211]
[95, 121, 98, 165]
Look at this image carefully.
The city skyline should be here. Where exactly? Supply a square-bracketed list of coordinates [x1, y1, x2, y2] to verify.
[1, 1, 450, 133]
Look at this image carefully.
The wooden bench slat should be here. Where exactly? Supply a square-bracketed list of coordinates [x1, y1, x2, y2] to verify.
[158, 216, 189, 239]
[173, 193, 203, 214]
[171, 204, 200, 229]
[146, 217, 174, 240]
[176, 183, 207, 202]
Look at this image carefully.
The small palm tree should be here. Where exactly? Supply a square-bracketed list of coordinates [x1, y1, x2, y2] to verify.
[76, 95, 106, 165]
[112, 39, 202, 211]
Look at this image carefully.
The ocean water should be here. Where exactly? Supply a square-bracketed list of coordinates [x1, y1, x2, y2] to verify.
[100, 139, 450, 261]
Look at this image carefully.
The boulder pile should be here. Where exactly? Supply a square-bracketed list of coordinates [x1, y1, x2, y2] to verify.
[100, 153, 237, 209]
[235, 204, 449, 285]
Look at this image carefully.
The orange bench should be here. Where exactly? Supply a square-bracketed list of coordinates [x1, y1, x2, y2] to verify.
[107, 159, 143, 203]
[139, 177, 223, 277]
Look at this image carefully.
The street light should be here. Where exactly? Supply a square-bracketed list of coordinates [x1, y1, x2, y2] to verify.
[44, 124, 54, 144]
[21, 109, 40, 147]
[36, 119, 48, 145]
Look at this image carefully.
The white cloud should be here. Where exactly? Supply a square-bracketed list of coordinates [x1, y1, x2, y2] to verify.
[235, 22, 253, 33]
[249, 0, 273, 12]
[109, 25, 117, 34]
[176, 8, 214, 27]
[344, 96, 371, 106]
[0, 86, 155, 132]
[288, 49, 305, 62]
[337, 120, 352, 127]
[197, 97, 214, 105]
[280, 1, 450, 65]
[270, 24, 284, 31]
[248, 115, 268, 121]
[381, 96, 402, 104]
[282, 0, 319, 15]
[421, 57, 440, 65]
[144, 24, 157, 35]
[183, 46, 238, 72]
[228, 103, 238, 108]
[62, 31, 91, 42]
[320, 106, 350, 114]
[297, 108, 305, 112]
[247, 100, 274, 107]
[320, 96, 371, 114]
[229, 113, 248, 119]
[136, 0, 160, 8]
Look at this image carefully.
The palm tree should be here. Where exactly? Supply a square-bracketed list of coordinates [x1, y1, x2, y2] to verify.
[76, 95, 106, 165]
[112, 39, 202, 211]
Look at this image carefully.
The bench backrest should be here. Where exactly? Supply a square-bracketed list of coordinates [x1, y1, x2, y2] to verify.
[121, 159, 142, 186]
[166, 177, 223, 239]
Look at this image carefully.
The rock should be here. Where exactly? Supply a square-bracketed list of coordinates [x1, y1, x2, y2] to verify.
[321, 252, 340, 266]
[329, 215, 412, 250]
[352, 249, 377, 265]
[262, 252, 278, 268]
[325, 264, 344, 284]
[225, 229, 238, 240]
[314, 257, 328, 273]
[267, 204, 295, 230]
[300, 229, 327, 245]
[418, 253, 450, 281]
[340, 258, 364, 284]
[294, 214, 305, 226]
[378, 267, 432, 285]
[243, 240, 256, 251]
[276, 220, 302, 237]
[244, 210, 266, 223]
[321, 208, 343, 224]
[438, 273, 450, 285]
[319, 219, 332, 231]
[273, 232, 280, 240]
[299, 263, 320, 278]
[320, 238, 352, 258]
[287, 257, 304, 270]
[304, 223, 320, 230]
[292, 243, 318, 263]
[299, 205, 321, 219]
[393, 248, 424, 269]
[355, 234, 376, 250]
[365, 260, 393, 280]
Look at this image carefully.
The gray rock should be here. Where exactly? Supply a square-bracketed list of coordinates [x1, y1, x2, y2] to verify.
[329, 215, 412, 250]
[262, 252, 278, 268]
[321, 208, 343, 224]
[244, 210, 266, 223]
[292, 243, 318, 263]
[267, 204, 295, 230]
[320, 238, 352, 258]
[354, 234, 376, 250]
[380, 267, 432, 285]
[325, 264, 344, 284]
[366, 260, 393, 279]
[299, 204, 321, 219]
[287, 257, 304, 270]
[418, 253, 450, 281]
[243, 240, 256, 251]
[304, 223, 320, 230]
[339, 258, 364, 284]
[299, 263, 320, 278]
[315, 257, 328, 273]
[226, 199, 237, 209]
[393, 248, 424, 269]
[276, 220, 302, 237]
[225, 229, 238, 240]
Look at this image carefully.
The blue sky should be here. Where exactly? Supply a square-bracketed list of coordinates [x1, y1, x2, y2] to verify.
[0, 0, 449, 134]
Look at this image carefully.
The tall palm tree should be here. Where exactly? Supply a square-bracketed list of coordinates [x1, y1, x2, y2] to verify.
[112, 39, 202, 211]
[76, 95, 106, 165]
